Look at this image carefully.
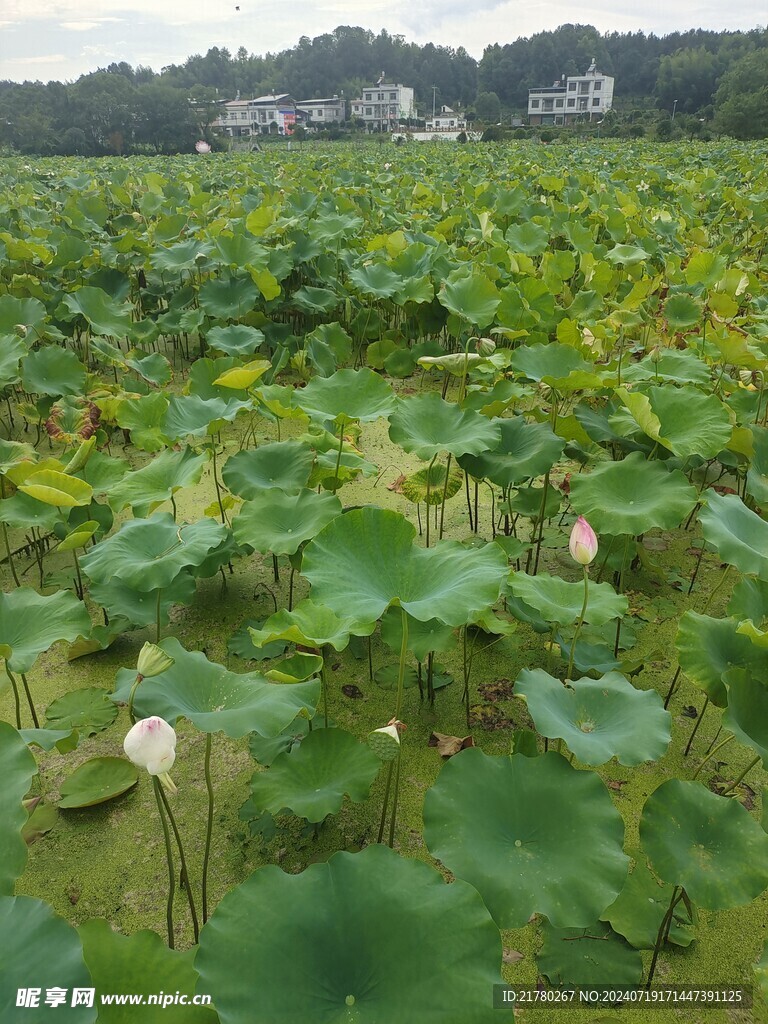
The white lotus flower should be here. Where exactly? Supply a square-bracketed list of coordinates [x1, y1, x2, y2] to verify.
[124, 717, 177, 793]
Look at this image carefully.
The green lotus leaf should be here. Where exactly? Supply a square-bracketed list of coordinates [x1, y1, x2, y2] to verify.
[81, 514, 228, 591]
[389, 392, 501, 460]
[505, 220, 550, 256]
[569, 451, 697, 535]
[621, 348, 711, 386]
[675, 611, 767, 708]
[150, 237, 207, 273]
[162, 395, 247, 441]
[89, 573, 196, 628]
[294, 368, 396, 424]
[214, 360, 271, 390]
[19, 727, 77, 752]
[641, 779, 768, 909]
[302, 507, 508, 626]
[747, 425, 768, 505]
[59, 757, 138, 809]
[537, 919, 643, 987]
[65, 618, 131, 662]
[349, 262, 402, 299]
[291, 285, 341, 314]
[196, 846, 510, 1024]
[188, 357, 249, 402]
[423, 749, 629, 928]
[21, 347, 86, 398]
[79, 919, 216, 1023]
[508, 573, 627, 627]
[438, 272, 501, 328]
[380, 606, 455, 663]
[45, 687, 118, 737]
[722, 668, 768, 767]
[248, 599, 374, 652]
[616, 385, 732, 460]
[198, 275, 259, 319]
[233, 487, 342, 556]
[0, 722, 38, 894]
[699, 490, 768, 581]
[514, 669, 671, 766]
[61, 286, 133, 336]
[113, 392, 169, 452]
[509, 343, 592, 384]
[249, 727, 380, 822]
[207, 324, 265, 357]
[107, 446, 208, 516]
[0, 588, 91, 673]
[729, 577, 768, 633]
[664, 293, 703, 331]
[400, 462, 463, 506]
[221, 441, 314, 499]
[265, 652, 323, 683]
[113, 638, 319, 738]
[459, 417, 564, 488]
[228, 620, 287, 661]
[248, 717, 324, 766]
[57, 521, 100, 553]
[19, 470, 93, 508]
[0, 439, 37, 477]
[0, 896, 96, 1023]
[602, 852, 696, 950]
[309, 448, 378, 489]
[0, 492, 61, 531]
[0, 295, 46, 335]
[417, 352, 486, 375]
[506, 483, 562, 521]
[125, 350, 172, 387]
[374, 664, 420, 690]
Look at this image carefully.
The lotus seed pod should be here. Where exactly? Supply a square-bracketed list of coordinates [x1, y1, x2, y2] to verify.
[368, 724, 401, 762]
[136, 642, 175, 680]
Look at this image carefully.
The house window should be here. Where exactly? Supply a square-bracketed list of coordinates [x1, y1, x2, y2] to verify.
[567, 98, 575, 107]
[543, 99, 553, 111]
[593, 98, 600, 106]
[365, 93, 372, 101]
[579, 82, 589, 94]
[390, 92, 397, 99]
[568, 82, 576, 91]
[531, 99, 540, 108]
[578, 99, 587, 110]
[365, 107, 372, 116]
[555, 99, 563, 107]
[594, 81, 602, 90]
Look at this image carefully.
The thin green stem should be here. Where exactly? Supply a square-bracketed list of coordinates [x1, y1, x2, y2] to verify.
[202, 732, 214, 924]
[156, 589, 162, 644]
[387, 748, 403, 850]
[700, 564, 732, 615]
[646, 886, 682, 989]
[72, 549, 84, 600]
[424, 454, 438, 548]
[211, 442, 227, 524]
[531, 472, 550, 575]
[692, 729, 731, 778]
[720, 755, 761, 794]
[5, 663, 21, 729]
[19, 673, 39, 729]
[332, 420, 345, 495]
[377, 761, 394, 844]
[684, 696, 710, 757]
[152, 777, 176, 949]
[566, 567, 589, 682]
[157, 784, 200, 944]
[2, 521, 20, 587]
[438, 453, 452, 540]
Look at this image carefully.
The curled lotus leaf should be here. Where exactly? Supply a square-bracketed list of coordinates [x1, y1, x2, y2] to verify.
[508, 573, 627, 627]
[388, 392, 501, 460]
[459, 416, 564, 488]
[0, 588, 91, 673]
[0, 722, 38, 894]
[698, 490, 768, 581]
[293, 368, 396, 424]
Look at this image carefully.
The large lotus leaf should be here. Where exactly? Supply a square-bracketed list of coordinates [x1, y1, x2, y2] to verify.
[0, 722, 37, 894]
[198, 275, 259, 319]
[0, 334, 27, 389]
[537, 919, 643, 987]
[508, 573, 627, 627]
[380, 606, 455, 662]
[621, 348, 711, 386]
[438, 272, 501, 329]
[349, 262, 402, 299]
[45, 688, 118, 737]
[602, 854, 695, 949]
[458, 417, 564, 488]
[729, 577, 768, 636]
[302, 507, 508, 627]
[78, 451, 129, 494]
[664, 293, 703, 331]
[207, 324, 265, 357]
[249, 727, 380, 822]
[294, 368, 396, 424]
[722, 668, 768, 767]
[675, 611, 767, 708]
[21, 347, 86, 398]
[506, 484, 561, 521]
[113, 392, 169, 452]
[107, 446, 208, 516]
[248, 599, 374, 652]
[61, 286, 133, 336]
[509, 343, 592, 384]
[747, 425, 768, 505]
[641, 779, 768, 909]
[59, 757, 138, 809]
[388, 392, 501, 460]
[81, 514, 228, 591]
[18, 470, 92, 508]
[647, 386, 732, 460]
[0, 588, 91, 673]
[423, 749, 629, 928]
[79, 919, 216, 1023]
[113, 638, 319, 738]
[221, 441, 314, 499]
[188, 357, 249, 403]
[195, 844, 509, 1024]
[310, 449, 378, 490]
[89, 573, 196, 628]
[233, 488, 341, 556]
[0, 439, 37, 477]
[162, 394, 248, 441]
[291, 285, 341, 314]
[514, 669, 670, 766]
[569, 451, 697, 535]
[0, 492, 61, 531]
[265, 652, 323, 684]
[0, 295, 46, 335]
[699, 490, 768, 581]
[0, 897, 96, 1023]
[125, 351, 172, 387]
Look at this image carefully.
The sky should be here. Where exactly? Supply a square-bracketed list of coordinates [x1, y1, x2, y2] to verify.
[0, 0, 765, 84]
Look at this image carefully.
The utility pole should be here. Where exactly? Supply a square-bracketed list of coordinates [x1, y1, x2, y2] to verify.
[672, 98, 678, 121]
[432, 85, 437, 120]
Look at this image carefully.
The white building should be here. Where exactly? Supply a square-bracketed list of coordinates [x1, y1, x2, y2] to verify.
[351, 78, 415, 129]
[215, 95, 297, 136]
[425, 105, 467, 131]
[296, 96, 344, 127]
[528, 59, 614, 126]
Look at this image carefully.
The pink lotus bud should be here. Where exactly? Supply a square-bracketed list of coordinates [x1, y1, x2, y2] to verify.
[569, 516, 598, 566]
[124, 717, 177, 792]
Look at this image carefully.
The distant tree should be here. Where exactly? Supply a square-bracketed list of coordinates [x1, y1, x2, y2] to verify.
[655, 46, 722, 114]
[133, 82, 199, 153]
[714, 49, 768, 138]
[474, 91, 501, 123]
[69, 71, 134, 154]
[58, 126, 88, 155]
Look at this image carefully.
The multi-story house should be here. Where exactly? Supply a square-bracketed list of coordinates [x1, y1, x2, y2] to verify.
[425, 105, 467, 131]
[215, 95, 297, 136]
[528, 60, 614, 126]
[350, 77, 415, 129]
[296, 96, 344, 127]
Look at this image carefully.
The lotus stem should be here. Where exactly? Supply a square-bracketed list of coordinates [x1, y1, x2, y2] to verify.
[646, 885, 683, 989]
[663, 666, 681, 709]
[5, 663, 21, 729]
[157, 783, 200, 944]
[424, 454, 438, 548]
[613, 535, 631, 656]
[272, 554, 279, 583]
[211, 442, 227, 524]
[565, 567, 589, 682]
[72, 549, 84, 600]
[152, 777, 176, 949]
[473, 479, 479, 534]
[387, 746, 403, 850]
[720, 754, 761, 795]
[438, 453, 452, 540]
[156, 589, 162, 644]
[368, 634, 373, 683]
[684, 696, 710, 757]
[320, 660, 329, 728]
[692, 725, 731, 777]
[465, 472, 473, 530]
[2, 521, 20, 587]
[202, 732, 214, 924]
[700, 564, 732, 615]
[288, 569, 294, 611]
[687, 543, 706, 594]
[377, 761, 394, 845]
[332, 421, 345, 495]
[532, 471, 551, 575]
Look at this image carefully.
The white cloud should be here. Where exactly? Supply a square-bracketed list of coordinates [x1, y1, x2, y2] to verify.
[60, 17, 124, 31]
[5, 53, 68, 64]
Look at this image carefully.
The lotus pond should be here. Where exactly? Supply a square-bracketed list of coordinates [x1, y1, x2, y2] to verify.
[1, 141, 768, 1023]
